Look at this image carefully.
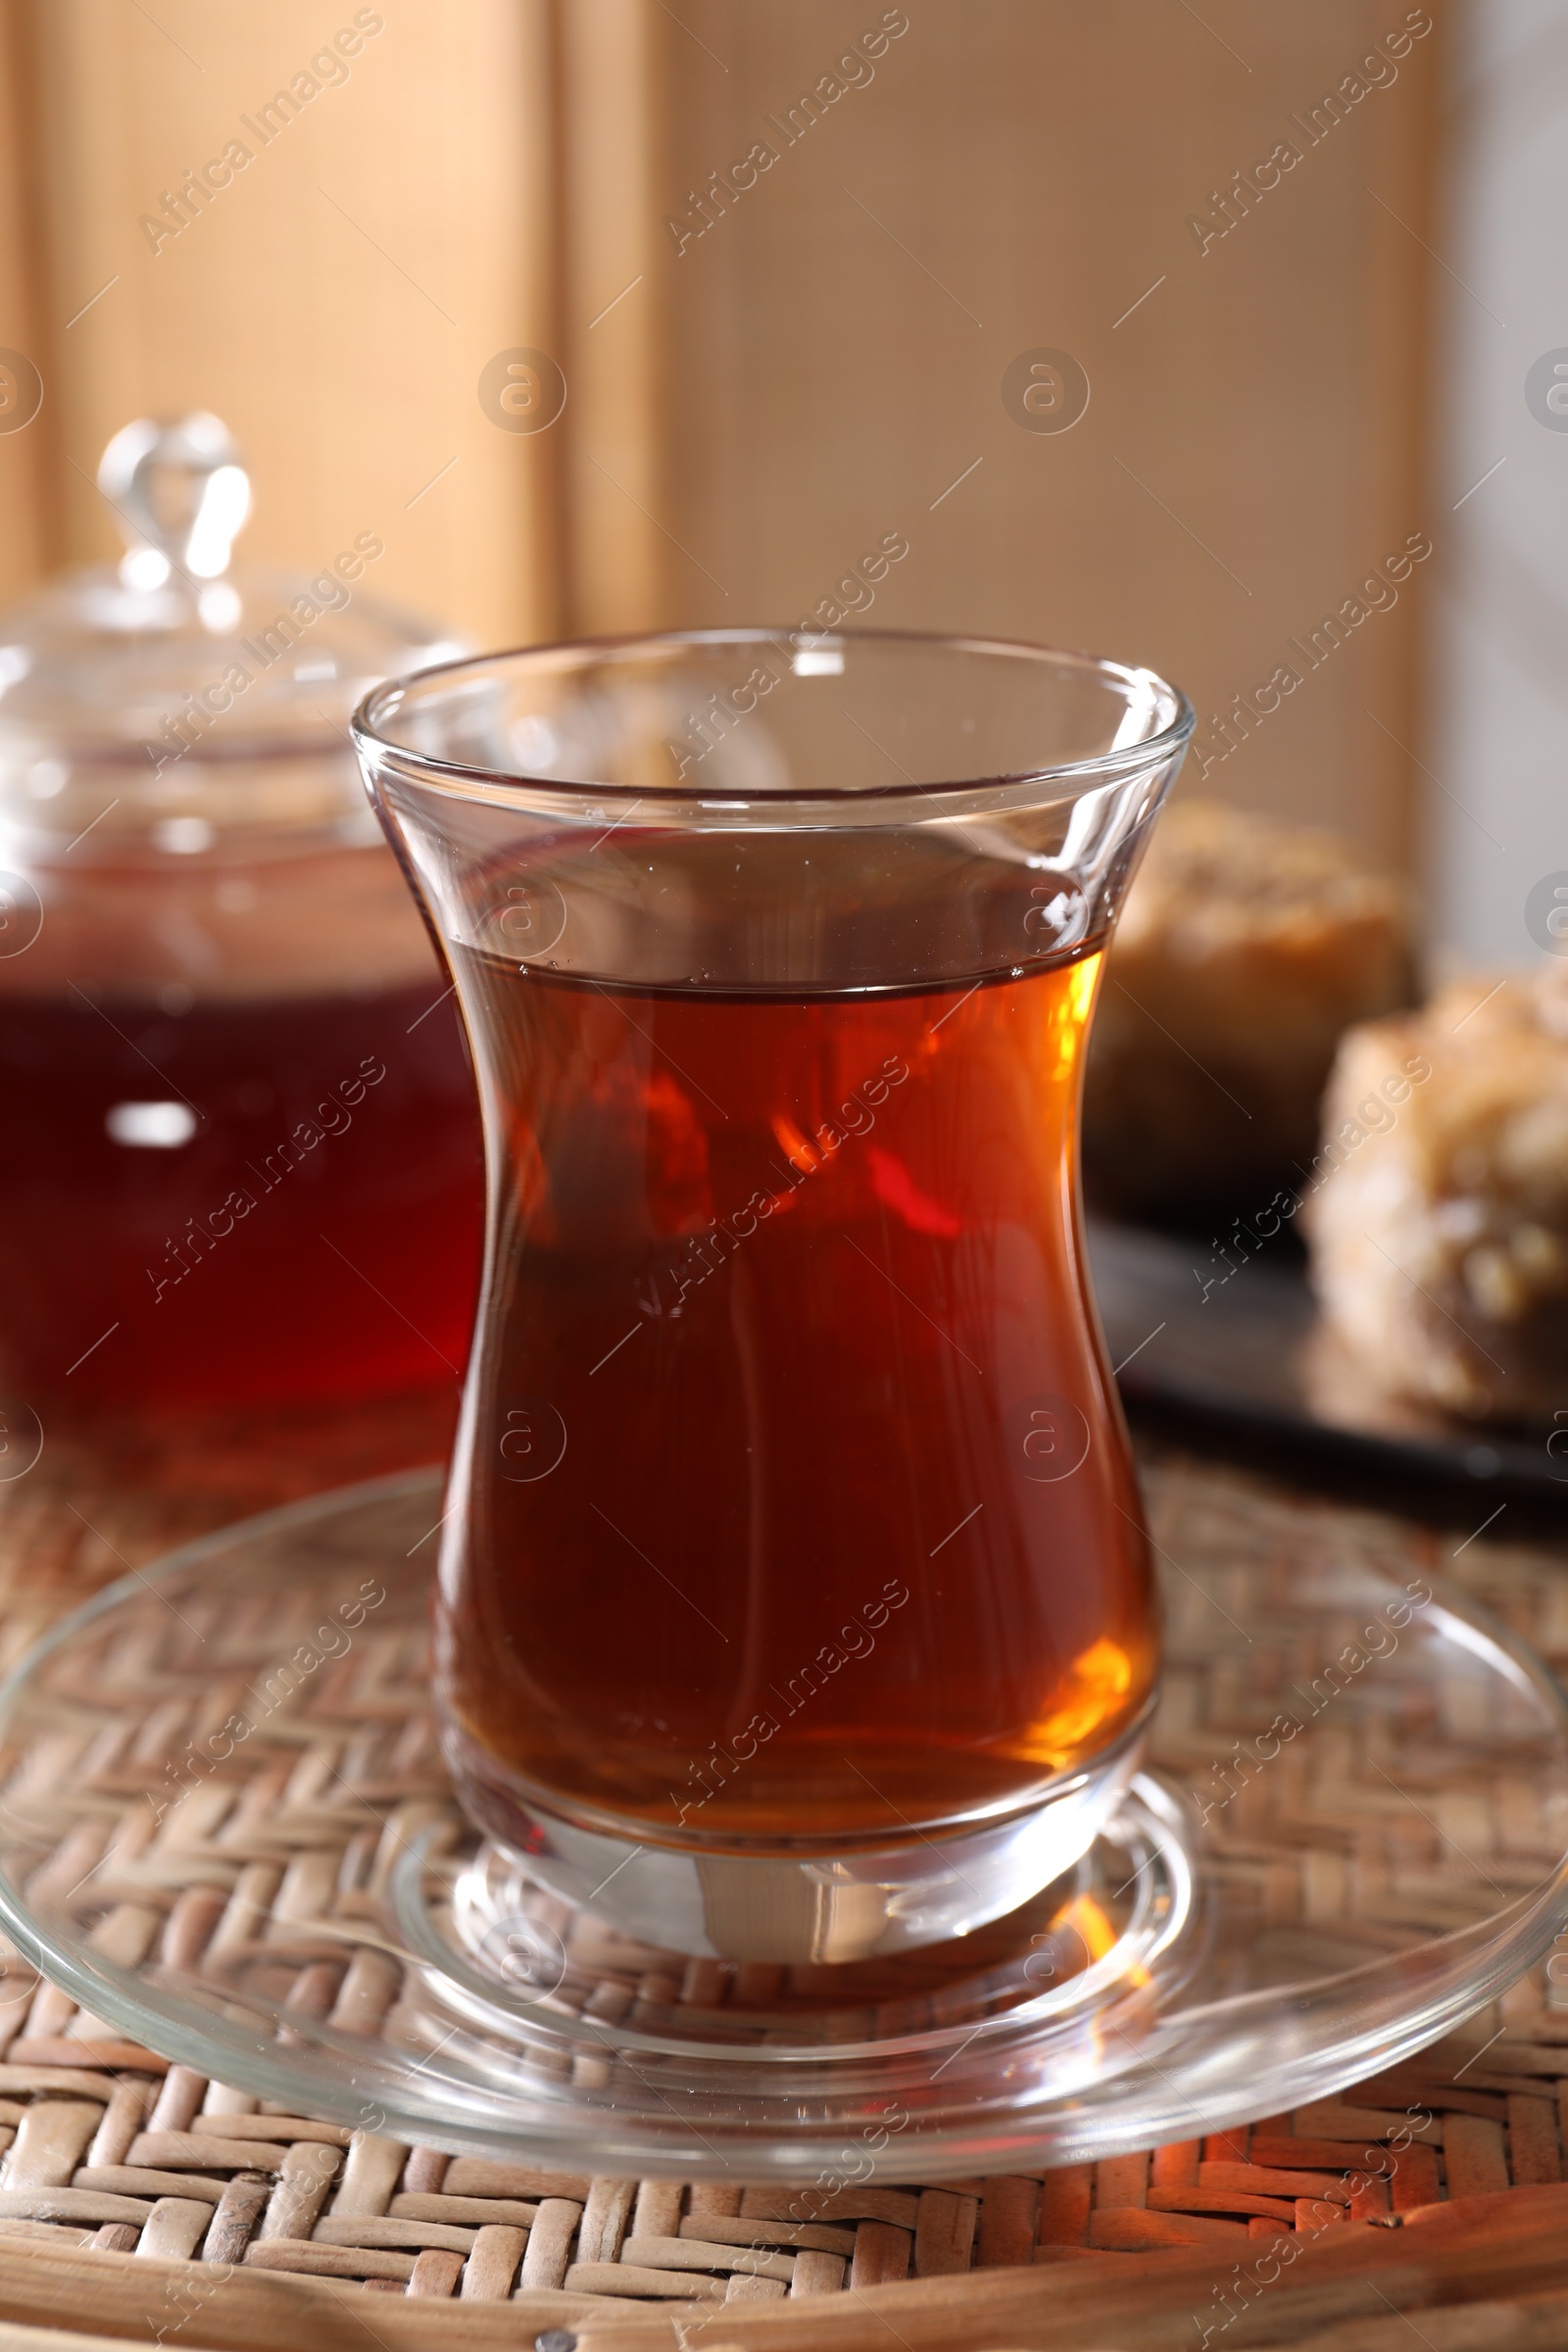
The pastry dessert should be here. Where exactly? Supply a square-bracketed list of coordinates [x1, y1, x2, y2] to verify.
[1304, 966, 1568, 1423]
[1083, 799, 1412, 1219]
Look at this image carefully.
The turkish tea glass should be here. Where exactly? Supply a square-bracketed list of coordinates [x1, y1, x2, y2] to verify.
[354, 629, 1193, 1965]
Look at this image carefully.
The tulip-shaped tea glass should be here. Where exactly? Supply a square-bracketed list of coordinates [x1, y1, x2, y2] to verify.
[355, 629, 1192, 1967]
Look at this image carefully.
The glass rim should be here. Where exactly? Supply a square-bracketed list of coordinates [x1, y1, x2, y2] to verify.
[352, 624, 1196, 814]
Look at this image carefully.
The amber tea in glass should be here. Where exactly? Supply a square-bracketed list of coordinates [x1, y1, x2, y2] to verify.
[356, 629, 1192, 1964]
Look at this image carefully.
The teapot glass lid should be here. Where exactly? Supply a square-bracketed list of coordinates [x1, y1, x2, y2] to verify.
[0, 413, 461, 770]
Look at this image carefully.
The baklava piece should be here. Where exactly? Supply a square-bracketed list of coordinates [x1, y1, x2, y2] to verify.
[1304, 966, 1568, 1423]
[1083, 799, 1412, 1218]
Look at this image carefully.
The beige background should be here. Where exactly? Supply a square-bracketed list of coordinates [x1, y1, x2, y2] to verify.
[0, 0, 1441, 867]
[2, 0, 561, 637]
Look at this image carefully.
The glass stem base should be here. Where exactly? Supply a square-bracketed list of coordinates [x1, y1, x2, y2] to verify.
[442, 1714, 1152, 1964]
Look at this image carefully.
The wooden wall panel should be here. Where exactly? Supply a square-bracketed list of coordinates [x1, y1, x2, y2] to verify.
[0, 0, 53, 601]
[608, 0, 1442, 868]
[20, 0, 559, 648]
[4, 0, 1442, 873]
[555, 0, 669, 635]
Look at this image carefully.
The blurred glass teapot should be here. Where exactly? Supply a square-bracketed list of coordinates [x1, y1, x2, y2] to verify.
[0, 415, 481, 1409]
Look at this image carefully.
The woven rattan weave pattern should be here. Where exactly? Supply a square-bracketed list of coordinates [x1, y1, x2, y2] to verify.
[0, 2004, 1560, 2302]
[0, 1400, 1564, 2347]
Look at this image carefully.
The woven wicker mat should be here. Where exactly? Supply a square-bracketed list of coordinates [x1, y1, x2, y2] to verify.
[2, 1390, 1568, 2351]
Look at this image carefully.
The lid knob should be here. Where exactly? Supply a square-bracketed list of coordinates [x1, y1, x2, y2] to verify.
[97, 413, 252, 590]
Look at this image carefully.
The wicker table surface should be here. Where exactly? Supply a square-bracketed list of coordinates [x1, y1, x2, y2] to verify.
[1, 1386, 1567, 2351]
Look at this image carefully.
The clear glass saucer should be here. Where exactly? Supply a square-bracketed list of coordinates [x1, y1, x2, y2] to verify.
[0, 1467, 1562, 2181]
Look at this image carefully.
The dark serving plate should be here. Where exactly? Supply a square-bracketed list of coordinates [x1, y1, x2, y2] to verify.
[1090, 1217, 1567, 1503]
